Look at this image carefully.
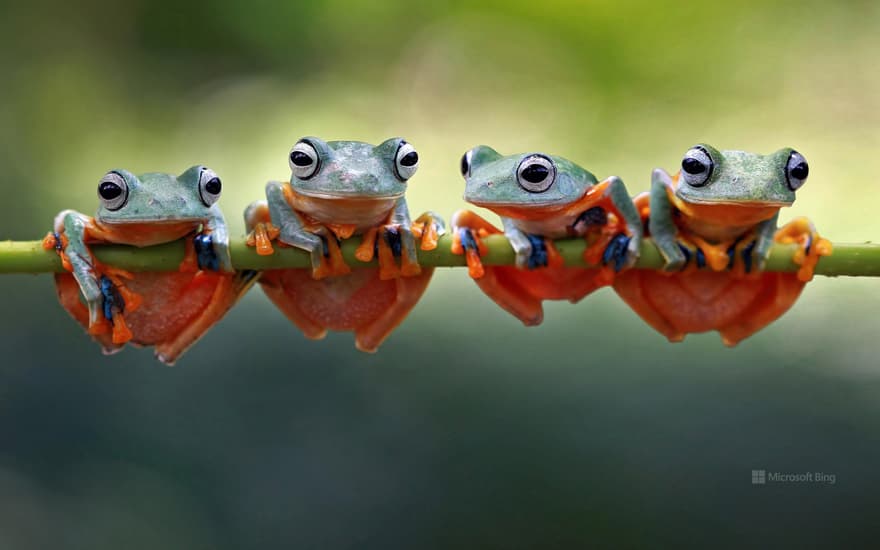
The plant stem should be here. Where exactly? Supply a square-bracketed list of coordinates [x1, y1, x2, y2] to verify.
[1, 236, 878, 277]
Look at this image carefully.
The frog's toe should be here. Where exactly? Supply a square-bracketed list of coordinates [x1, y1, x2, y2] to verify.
[412, 211, 446, 251]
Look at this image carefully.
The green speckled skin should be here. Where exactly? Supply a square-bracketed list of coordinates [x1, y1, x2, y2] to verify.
[95, 167, 227, 223]
[674, 144, 796, 206]
[462, 145, 598, 207]
[290, 137, 408, 199]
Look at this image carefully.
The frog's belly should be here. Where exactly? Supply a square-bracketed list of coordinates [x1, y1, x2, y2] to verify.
[613, 269, 806, 343]
[259, 268, 431, 332]
[56, 271, 230, 345]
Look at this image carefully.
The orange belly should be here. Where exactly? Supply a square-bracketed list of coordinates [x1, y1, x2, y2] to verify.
[258, 267, 433, 351]
[612, 269, 806, 345]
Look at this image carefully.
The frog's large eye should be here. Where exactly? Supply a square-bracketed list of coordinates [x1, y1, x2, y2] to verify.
[680, 146, 713, 187]
[97, 171, 128, 211]
[394, 141, 419, 181]
[785, 150, 809, 191]
[460, 150, 473, 179]
[516, 154, 556, 193]
[289, 141, 320, 180]
[198, 167, 222, 206]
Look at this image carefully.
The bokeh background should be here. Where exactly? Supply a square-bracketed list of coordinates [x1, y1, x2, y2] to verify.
[1, 1, 879, 547]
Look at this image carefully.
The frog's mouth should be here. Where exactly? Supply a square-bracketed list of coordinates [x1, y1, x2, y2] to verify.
[100, 216, 208, 224]
[293, 189, 405, 201]
[678, 195, 793, 208]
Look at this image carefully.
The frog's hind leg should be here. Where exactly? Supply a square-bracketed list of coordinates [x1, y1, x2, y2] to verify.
[612, 271, 686, 342]
[472, 267, 545, 326]
[154, 271, 258, 365]
[354, 269, 434, 352]
[54, 273, 121, 353]
[717, 273, 805, 346]
[257, 270, 329, 341]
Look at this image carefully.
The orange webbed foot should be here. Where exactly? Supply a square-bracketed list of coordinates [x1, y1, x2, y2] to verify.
[774, 217, 832, 282]
[411, 211, 446, 251]
[246, 222, 281, 256]
[451, 210, 497, 279]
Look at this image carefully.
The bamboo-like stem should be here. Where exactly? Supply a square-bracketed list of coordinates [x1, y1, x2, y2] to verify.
[1, 236, 878, 277]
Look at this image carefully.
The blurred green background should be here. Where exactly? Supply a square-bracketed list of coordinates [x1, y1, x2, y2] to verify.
[1, 0, 879, 547]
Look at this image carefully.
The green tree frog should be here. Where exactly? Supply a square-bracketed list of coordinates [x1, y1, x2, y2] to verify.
[44, 166, 255, 364]
[451, 145, 643, 325]
[245, 137, 444, 352]
[613, 144, 832, 345]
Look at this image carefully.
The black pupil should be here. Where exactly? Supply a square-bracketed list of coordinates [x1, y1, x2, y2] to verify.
[205, 177, 222, 195]
[790, 161, 809, 180]
[682, 157, 707, 175]
[400, 151, 418, 167]
[460, 154, 469, 176]
[99, 181, 122, 200]
[521, 163, 549, 184]
[290, 150, 313, 166]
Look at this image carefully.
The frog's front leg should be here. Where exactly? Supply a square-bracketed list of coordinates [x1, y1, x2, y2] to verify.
[193, 204, 234, 273]
[55, 210, 104, 329]
[383, 196, 420, 278]
[648, 169, 688, 271]
[266, 181, 335, 279]
[744, 213, 779, 273]
[603, 176, 643, 270]
[499, 217, 562, 270]
[244, 200, 281, 256]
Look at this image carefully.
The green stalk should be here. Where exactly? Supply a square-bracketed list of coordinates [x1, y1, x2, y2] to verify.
[1, 236, 877, 276]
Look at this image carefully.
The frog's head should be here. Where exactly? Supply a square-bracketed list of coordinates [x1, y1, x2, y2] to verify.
[286, 137, 418, 199]
[674, 144, 809, 207]
[459, 145, 598, 208]
[95, 166, 222, 223]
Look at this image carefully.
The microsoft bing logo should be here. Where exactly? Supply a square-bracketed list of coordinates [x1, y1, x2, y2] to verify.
[752, 469, 766, 485]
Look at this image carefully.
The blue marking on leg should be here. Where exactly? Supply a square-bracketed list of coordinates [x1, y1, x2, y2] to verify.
[385, 226, 402, 257]
[100, 275, 124, 321]
[677, 243, 692, 270]
[741, 241, 755, 273]
[52, 232, 63, 251]
[695, 248, 706, 269]
[194, 234, 220, 271]
[805, 233, 812, 256]
[603, 233, 631, 272]
[459, 227, 480, 256]
[524, 233, 548, 270]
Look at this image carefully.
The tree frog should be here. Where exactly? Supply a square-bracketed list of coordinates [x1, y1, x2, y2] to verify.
[43, 166, 256, 364]
[245, 136, 444, 352]
[451, 145, 643, 325]
[613, 144, 832, 345]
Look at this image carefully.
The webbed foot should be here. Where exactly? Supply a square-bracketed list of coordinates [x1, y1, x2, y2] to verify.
[411, 211, 446, 251]
[774, 217, 832, 281]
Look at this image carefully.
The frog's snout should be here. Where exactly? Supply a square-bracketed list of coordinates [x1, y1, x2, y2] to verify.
[343, 172, 380, 187]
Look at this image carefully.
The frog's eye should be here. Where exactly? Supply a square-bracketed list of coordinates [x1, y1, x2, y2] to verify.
[395, 141, 419, 181]
[289, 141, 320, 180]
[785, 150, 809, 191]
[516, 154, 556, 193]
[97, 171, 128, 211]
[680, 146, 713, 187]
[198, 167, 222, 206]
[460, 150, 473, 179]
